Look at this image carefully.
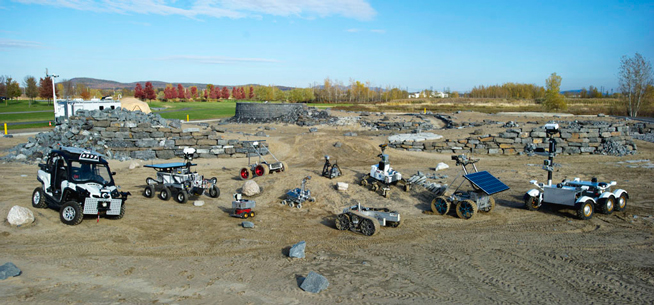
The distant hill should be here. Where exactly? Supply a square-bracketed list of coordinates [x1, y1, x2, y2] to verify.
[62, 77, 293, 91]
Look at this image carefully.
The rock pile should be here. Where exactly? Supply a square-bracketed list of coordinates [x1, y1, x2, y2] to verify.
[390, 121, 637, 156]
[231, 103, 335, 126]
[2, 108, 270, 162]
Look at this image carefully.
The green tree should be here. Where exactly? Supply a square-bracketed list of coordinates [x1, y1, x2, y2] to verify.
[543, 73, 566, 111]
[618, 53, 653, 117]
[23, 76, 38, 106]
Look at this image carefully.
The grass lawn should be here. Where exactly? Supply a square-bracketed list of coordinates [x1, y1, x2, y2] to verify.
[0, 99, 54, 112]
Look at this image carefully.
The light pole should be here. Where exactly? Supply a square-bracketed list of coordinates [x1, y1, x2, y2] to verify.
[47, 72, 59, 104]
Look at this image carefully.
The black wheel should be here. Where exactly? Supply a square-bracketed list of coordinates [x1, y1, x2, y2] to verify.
[335, 213, 350, 230]
[524, 195, 541, 211]
[242, 212, 249, 219]
[108, 204, 125, 220]
[360, 218, 377, 236]
[615, 193, 628, 212]
[32, 187, 47, 208]
[431, 196, 450, 215]
[250, 211, 255, 218]
[577, 200, 594, 220]
[598, 197, 614, 215]
[456, 200, 478, 220]
[60, 201, 83, 225]
[159, 188, 171, 201]
[208, 185, 220, 198]
[143, 185, 155, 198]
[210, 177, 217, 184]
[175, 190, 188, 204]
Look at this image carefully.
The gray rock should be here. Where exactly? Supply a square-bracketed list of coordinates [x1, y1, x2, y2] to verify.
[343, 132, 358, 137]
[300, 271, 329, 293]
[333, 142, 342, 148]
[289, 241, 306, 258]
[309, 127, 318, 133]
[255, 131, 267, 137]
[242, 221, 254, 228]
[0, 262, 21, 280]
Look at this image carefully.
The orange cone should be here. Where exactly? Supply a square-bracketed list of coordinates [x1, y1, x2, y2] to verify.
[49, 121, 52, 126]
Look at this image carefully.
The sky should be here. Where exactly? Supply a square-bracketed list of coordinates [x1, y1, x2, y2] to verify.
[0, 0, 652, 92]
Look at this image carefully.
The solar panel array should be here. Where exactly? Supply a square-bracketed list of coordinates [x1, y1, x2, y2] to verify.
[464, 171, 510, 195]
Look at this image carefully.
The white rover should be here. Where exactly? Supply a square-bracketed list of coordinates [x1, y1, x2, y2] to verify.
[32, 147, 130, 225]
[335, 203, 402, 236]
[359, 144, 409, 197]
[524, 123, 628, 219]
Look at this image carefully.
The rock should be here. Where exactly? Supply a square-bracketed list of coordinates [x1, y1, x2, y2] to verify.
[242, 180, 261, 196]
[7, 206, 34, 226]
[300, 271, 329, 293]
[255, 131, 267, 137]
[3, 134, 13, 138]
[193, 200, 205, 207]
[289, 241, 306, 258]
[333, 142, 342, 148]
[242, 221, 254, 228]
[128, 161, 140, 169]
[435, 162, 449, 171]
[337, 182, 348, 191]
[309, 127, 318, 133]
[15, 154, 26, 161]
[0, 262, 21, 280]
[343, 132, 358, 137]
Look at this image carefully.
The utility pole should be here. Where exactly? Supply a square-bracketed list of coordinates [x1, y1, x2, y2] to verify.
[46, 69, 59, 104]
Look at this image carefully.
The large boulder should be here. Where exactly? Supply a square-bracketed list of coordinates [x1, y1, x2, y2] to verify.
[7, 206, 34, 226]
[0, 262, 21, 280]
[242, 180, 261, 196]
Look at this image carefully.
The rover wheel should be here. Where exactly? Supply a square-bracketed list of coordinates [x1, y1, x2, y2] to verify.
[577, 200, 594, 220]
[371, 183, 379, 191]
[60, 201, 83, 225]
[254, 165, 266, 177]
[143, 185, 155, 198]
[296, 203, 302, 209]
[281, 200, 287, 205]
[524, 195, 541, 211]
[404, 183, 411, 192]
[383, 189, 390, 198]
[309, 197, 316, 202]
[250, 211, 255, 218]
[242, 212, 249, 219]
[598, 197, 614, 215]
[360, 218, 377, 236]
[108, 204, 126, 220]
[281, 162, 289, 172]
[159, 188, 171, 201]
[360, 179, 368, 187]
[288, 202, 295, 208]
[175, 191, 188, 204]
[615, 193, 628, 212]
[32, 187, 47, 208]
[456, 200, 478, 220]
[389, 218, 403, 228]
[208, 185, 220, 198]
[335, 214, 350, 230]
[240, 168, 251, 180]
[431, 196, 450, 215]
[481, 197, 495, 213]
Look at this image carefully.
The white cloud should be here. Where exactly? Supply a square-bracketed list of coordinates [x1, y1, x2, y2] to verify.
[158, 55, 281, 64]
[0, 39, 46, 50]
[346, 28, 361, 32]
[12, 0, 376, 20]
[370, 29, 385, 34]
[346, 28, 385, 34]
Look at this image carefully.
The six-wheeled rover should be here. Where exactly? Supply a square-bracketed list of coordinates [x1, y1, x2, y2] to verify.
[524, 123, 628, 219]
[239, 140, 288, 180]
[142, 147, 220, 203]
[359, 144, 410, 197]
[322, 155, 342, 179]
[281, 176, 315, 209]
[231, 193, 256, 218]
[335, 203, 402, 236]
[32, 146, 130, 225]
[430, 154, 509, 220]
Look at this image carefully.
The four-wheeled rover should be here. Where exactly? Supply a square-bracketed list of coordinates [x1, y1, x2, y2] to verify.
[281, 176, 315, 209]
[322, 155, 342, 179]
[231, 193, 256, 218]
[32, 146, 131, 225]
[335, 203, 402, 236]
[430, 154, 509, 220]
[359, 144, 410, 197]
[524, 123, 628, 219]
[142, 147, 220, 203]
[239, 140, 288, 180]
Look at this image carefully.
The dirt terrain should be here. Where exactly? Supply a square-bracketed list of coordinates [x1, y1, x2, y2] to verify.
[1, 111, 653, 304]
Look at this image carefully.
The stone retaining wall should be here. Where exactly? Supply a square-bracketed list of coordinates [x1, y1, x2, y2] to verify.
[390, 122, 637, 156]
[234, 102, 304, 120]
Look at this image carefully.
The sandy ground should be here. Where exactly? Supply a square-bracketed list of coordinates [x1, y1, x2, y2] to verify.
[1, 112, 654, 304]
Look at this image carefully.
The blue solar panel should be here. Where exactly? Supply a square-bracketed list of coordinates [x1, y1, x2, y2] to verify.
[144, 162, 195, 169]
[464, 171, 510, 195]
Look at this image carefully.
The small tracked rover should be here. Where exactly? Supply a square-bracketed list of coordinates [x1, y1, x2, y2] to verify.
[281, 176, 315, 209]
[335, 203, 402, 236]
[524, 123, 628, 220]
[239, 140, 288, 180]
[32, 146, 130, 225]
[359, 144, 409, 197]
[143, 147, 220, 203]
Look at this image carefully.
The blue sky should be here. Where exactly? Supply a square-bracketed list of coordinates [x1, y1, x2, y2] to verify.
[1, 0, 652, 92]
